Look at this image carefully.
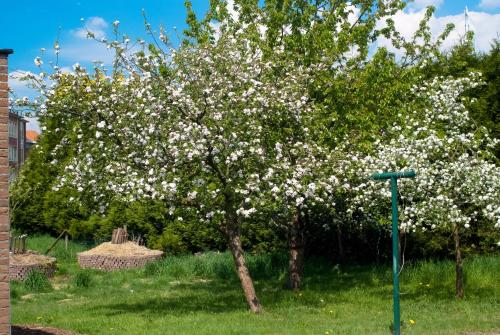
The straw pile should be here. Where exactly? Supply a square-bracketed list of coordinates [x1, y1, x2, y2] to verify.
[80, 242, 163, 257]
[77, 242, 163, 271]
[10, 252, 57, 281]
[10, 253, 55, 265]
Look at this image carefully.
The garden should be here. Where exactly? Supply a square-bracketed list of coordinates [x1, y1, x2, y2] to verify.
[8, 0, 500, 334]
[10, 236, 500, 335]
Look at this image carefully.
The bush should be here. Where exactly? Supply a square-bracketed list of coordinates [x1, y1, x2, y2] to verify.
[73, 271, 93, 288]
[10, 286, 20, 300]
[151, 228, 188, 255]
[23, 271, 52, 292]
[143, 260, 164, 276]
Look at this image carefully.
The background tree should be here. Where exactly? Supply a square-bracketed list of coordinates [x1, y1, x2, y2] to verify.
[346, 75, 500, 298]
[182, 0, 430, 288]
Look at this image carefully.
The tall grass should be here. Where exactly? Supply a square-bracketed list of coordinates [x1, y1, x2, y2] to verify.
[26, 235, 91, 260]
[23, 271, 52, 293]
[144, 251, 288, 281]
[399, 256, 499, 299]
[73, 271, 93, 288]
[23, 234, 92, 275]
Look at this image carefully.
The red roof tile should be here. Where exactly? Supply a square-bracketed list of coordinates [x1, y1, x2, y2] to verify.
[26, 130, 39, 142]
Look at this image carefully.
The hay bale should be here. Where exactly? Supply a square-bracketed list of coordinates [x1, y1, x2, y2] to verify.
[77, 242, 163, 271]
[9, 252, 57, 281]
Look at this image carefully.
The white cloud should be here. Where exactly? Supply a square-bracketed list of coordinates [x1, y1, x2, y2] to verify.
[377, 8, 500, 56]
[73, 16, 108, 40]
[226, 0, 239, 21]
[407, 0, 444, 11]
[8, 72, 38, 99]
[26, 117, 40, 132]
[7, 74, 40, 131]
[57, 17, 115, 65]
[59, 39, 115, 64]
[465, 11, 500, 50]
[210, 0, 241, 38]
[479, 0, 500, 9]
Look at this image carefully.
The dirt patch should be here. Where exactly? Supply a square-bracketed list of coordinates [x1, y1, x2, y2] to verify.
[79, 242, 162, 257]
[12, 325, 79, 335]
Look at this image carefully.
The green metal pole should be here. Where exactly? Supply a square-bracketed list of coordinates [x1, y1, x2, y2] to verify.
[391, 177, 400, 335]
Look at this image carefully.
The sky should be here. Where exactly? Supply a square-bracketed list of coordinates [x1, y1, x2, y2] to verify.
[1, 0, 500, 131]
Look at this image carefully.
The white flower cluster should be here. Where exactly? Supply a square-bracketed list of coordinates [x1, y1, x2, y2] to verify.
[34, 31, 336, 222]
[344, 75, 500, 232]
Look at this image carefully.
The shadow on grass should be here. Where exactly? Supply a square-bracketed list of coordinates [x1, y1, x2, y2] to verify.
[94, 281, 249, 315]
[92, 267, 454, 316]
[12, 325, 78, 335]
[81, 255, 500, 316]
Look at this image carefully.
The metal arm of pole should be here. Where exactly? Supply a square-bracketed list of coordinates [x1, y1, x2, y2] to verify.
[372, 170, 415, 180]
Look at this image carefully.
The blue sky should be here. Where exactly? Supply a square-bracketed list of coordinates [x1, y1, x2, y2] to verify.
[1, 1, 210, 73]
[1, 0, 500, 130]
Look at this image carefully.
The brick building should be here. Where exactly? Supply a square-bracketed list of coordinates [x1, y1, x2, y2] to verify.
[0, 48, 13, 335]
[8, 112, 27, 183]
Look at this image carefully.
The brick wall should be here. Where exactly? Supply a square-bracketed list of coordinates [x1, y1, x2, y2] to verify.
[78, 252, 164, 271]
[0, 49, 13, 335]
[9, 257, 56, 281]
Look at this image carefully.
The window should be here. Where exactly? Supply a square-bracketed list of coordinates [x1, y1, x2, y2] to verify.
[8, 146, 17, 162]
[8, 168, 17, 183]
[8, 120, 17, 138]
[20, 122, 24, 143]
[20, 122, 25, 163]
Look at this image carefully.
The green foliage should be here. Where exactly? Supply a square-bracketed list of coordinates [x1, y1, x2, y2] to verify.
[473, 40, 500, 155]
[10, 286, 20, 300]
[10, 112, 87, 236]
[73, 271, 93, 288]
[423, 36, 500, 156]
[406, 218, 500, 259]
[23, 271, 52, 293]
[143, 251, 288, 281]
[151, 228, 188, 255]
[10, 144, 57, 234]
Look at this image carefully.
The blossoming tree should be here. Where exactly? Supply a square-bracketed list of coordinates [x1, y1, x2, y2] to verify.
[346, 74, 500, 298]
[29, 29, 340, 312]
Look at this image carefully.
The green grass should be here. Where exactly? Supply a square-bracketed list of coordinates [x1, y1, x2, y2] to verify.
[23, 270, 53, 293]
[11, 235, 500, 335]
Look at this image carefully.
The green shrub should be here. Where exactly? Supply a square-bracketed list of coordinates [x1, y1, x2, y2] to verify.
[10, 286, 20, 300]
[73, 271, 93, 288]
[23, 271, 52, 292]
[143, 260, 165, 276]
[152, 228, 188, 255]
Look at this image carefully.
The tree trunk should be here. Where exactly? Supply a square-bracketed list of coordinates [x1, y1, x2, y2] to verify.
[226, 218, 262, 313]
[288, 210, 304, 291]
[452, 223, 464, 299]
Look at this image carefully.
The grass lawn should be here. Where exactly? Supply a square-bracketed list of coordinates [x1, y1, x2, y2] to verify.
[11, 235, 500, 335]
